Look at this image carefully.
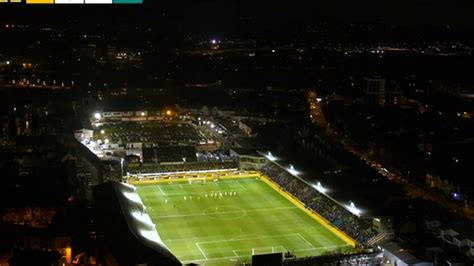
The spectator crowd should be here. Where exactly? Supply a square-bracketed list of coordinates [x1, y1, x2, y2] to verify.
[127, 161, 238, 175]
[261, 163, 377, 244]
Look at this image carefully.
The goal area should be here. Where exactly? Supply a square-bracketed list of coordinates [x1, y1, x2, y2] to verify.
[188, 177, 207, 184]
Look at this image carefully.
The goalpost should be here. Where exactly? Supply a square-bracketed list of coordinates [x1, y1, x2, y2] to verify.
[188, 177, 207, 184]
[250, 246, 286, 256]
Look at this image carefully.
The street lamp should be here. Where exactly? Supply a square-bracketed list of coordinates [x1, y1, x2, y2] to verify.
[94, 112, 101, 121]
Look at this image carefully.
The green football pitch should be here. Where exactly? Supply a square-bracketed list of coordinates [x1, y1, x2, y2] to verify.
[135, 176, 352, 265]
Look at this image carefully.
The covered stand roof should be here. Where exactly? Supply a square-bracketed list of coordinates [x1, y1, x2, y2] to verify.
[93, 182, 180, 266]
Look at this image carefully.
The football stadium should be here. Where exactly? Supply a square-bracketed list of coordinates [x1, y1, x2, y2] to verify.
[86, 115, 390, 265]
[132, 173, 354, 265]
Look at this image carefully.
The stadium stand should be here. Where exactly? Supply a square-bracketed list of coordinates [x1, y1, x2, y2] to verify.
[93, 182, 180, 265]
[142, 146, 197, 164]
[126, 161, 238, 175]
[261, 163, 377, 244]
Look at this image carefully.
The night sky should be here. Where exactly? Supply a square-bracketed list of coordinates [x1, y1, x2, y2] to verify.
[1, 0, 474, 27]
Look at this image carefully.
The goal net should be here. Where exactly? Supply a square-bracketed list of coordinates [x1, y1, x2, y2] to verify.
[188, 177, 206, 184]
[251, 246, 286, 255]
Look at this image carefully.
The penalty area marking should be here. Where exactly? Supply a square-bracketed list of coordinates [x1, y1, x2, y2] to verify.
[195, 233, 316, 261]
[181, 243, 350, 264]
[233, 245, 286, 257]
[157, 185, 166, 196]
[195, 242, 208, 260]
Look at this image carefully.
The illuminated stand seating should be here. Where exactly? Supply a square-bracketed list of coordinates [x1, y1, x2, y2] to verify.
[260, 162, 377, 244]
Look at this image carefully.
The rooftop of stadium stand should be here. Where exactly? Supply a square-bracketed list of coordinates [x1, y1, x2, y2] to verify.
[230, 148, 262, 157]
[379, 241, 427, 265]
[142, 146, 197, 164]
[258, 151, 405, 218]
[93, 182, 180, 265]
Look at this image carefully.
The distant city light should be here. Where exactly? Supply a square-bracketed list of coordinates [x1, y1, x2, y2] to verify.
[141, 112, 146, 116]
[166, 110, 172, 116]
[211, 39, 217, 44]
[100, 129, 105, 134]
[6, 61, 10, 65]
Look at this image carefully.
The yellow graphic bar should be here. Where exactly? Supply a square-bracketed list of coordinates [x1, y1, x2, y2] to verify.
[27, 0, 54, 3]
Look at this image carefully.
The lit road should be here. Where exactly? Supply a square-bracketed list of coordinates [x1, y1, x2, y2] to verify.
[307, 90, 474, 220]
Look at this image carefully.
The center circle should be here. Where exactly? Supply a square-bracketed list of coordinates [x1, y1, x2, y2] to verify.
[203, 206, 247, 220]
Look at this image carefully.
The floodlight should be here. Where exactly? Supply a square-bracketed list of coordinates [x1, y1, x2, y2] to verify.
[288, 164, 299, 176]
[346, 201, 362, 216]
[265, 152, 277, 161]
[314, 182, 328, 193]
[94, 112, 101, 120]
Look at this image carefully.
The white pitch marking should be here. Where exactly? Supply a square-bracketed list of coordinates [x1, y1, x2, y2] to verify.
[195, 243, 208, 260]
[293, 244, 351, 252]
[196, 233, 301, 245]
[151, 206, 297, 219]
[157, 185, 166, 196]
[296, 233, 316, 249]
[181, 244, 351, 264]
[234, 180, 247, 190]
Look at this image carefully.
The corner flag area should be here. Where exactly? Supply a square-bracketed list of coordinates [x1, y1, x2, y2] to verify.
[134, 175, 354, 265]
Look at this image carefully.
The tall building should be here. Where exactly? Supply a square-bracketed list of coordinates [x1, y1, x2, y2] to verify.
[364, 77, 386, 106]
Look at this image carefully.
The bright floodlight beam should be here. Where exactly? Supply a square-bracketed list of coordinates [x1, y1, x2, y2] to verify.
[288, 164, 299, 176]
[314, 182, 328, 193]
[265, 151, 277, 161]
[346, 201, 362, 216]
